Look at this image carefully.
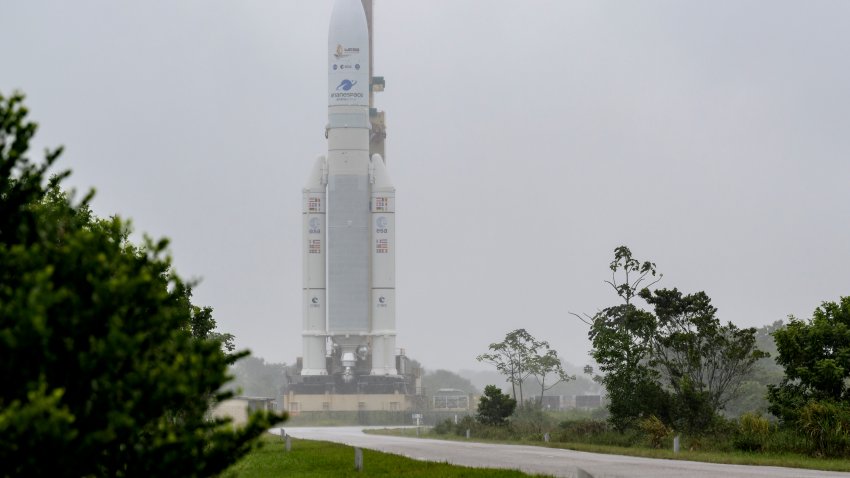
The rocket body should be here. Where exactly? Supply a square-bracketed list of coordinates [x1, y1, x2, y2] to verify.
[301, 0, 396, 380]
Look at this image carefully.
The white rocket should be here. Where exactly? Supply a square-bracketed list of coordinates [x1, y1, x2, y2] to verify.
[301, 0, 397, 381]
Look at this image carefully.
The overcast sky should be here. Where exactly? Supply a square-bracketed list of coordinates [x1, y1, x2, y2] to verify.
[3, 1, 849, 372]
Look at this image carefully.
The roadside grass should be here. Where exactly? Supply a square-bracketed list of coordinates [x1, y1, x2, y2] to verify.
[224, 433, 549, 477]
[366, 427, 850, 473]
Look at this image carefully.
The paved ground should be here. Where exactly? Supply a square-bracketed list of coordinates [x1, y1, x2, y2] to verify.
[275, 426, 850, 478]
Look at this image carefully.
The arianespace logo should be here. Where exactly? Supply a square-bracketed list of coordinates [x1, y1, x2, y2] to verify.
[331, 79, 364, 100]
[336, 79, 357, 91]
[378, 296, 387, 307]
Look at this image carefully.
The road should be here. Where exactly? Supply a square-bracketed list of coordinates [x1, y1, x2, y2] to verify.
[276, 426, 850, 478]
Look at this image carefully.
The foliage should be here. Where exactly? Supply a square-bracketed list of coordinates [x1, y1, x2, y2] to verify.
[586, 246, 766, 433]
[0, 91, 284, 477]
[476, 385, 517, 426]
[476, 329, 542, 402]
[528, 348, 574, 406]
[585, 246, 668, 431]
[477, 329, 572, 405]
[797, 401, 850, 457]
[433, 418, 455, 435]
[638, 415, 671, 448]
[734, 413, 771, 452]
[641, 288, 768, 418]
[768, 297, 850, 423]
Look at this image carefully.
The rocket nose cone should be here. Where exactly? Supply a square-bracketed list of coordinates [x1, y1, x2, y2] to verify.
[328, 0, 369, 107]
[329, 0, 368, 40]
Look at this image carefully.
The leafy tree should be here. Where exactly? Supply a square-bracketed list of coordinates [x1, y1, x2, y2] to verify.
[581, 246, 667, 431]
[476, 329, 566, 405]
[768, 297, 850, 423]
[640, 287, 767, 431]
[0, 91, 284, 477]
[582, 246, 765, 433]
[476, 385, 517, 426]
[528, 348, 574, 407]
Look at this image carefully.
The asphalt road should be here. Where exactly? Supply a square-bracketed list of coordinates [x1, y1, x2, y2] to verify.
[276, 426, 850, 478]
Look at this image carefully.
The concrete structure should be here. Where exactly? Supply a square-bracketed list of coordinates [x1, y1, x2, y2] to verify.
[285, 390, 414, 414]
[211, 396, 276, 426]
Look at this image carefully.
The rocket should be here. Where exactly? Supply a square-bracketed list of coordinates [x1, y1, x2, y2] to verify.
[301, 0, 397, 382]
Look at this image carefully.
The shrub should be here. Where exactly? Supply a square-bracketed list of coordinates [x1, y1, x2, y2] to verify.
[557, 420, 609, 439]
[433, 418, 454, 435]
[510, 406, 550, 438]
[798, 400, 850, 457]
[476, 385, 516, 426]
[638, 415, 671, 448]
[734, 413, 771, 451]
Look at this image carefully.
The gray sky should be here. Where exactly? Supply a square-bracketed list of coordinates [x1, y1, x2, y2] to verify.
[3, 1, 849, 372]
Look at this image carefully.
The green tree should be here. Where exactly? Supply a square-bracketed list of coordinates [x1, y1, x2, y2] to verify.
[583, 246, 764, 433]
[476, 385, 517, 426]
[476, 329, 542, 403]
[0, 91, 284, 477]
[640, 287, 767, 432]
[583, 246, 668, 431]
[476, 329, 566, 405]
[768, 297, 850, 423]
[528, 348, 573, 407]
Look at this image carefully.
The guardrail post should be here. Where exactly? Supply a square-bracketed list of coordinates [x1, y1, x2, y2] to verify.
[354, 447, 363, 471]
[285, 434, 292, 452]
[465, 429, 470, 439]
[673, 435, 680, 454]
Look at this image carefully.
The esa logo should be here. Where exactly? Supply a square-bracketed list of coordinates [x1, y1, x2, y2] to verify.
[309, 217, 321, 234]
[375, 216, 388, 233]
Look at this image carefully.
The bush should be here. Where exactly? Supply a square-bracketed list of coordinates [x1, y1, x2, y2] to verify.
[476, 385, 516, 426]
[557, 420, 609, 439]
[638, 415, 671, 448]
[510, 406, 550, 438]
[433, 418, 454, 435]
[734, 413, 771, 451]
[0, 91, 284, 477]
[798, 400, 850, 457]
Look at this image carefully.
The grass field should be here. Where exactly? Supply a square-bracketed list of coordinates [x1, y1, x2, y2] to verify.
[366, 427, 850, 473]
[224, 434, 548, 477]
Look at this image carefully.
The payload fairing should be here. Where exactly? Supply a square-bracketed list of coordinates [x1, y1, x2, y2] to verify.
[301, 0, 397, 382]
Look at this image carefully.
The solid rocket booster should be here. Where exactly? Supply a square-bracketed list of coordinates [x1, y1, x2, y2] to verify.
[301, 0, 396, 379]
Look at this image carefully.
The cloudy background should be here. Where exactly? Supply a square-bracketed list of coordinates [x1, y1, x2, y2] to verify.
[3, 1, 849, 372]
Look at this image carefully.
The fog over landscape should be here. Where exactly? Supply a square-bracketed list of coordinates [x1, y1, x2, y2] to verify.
[2, 0, 849, 372]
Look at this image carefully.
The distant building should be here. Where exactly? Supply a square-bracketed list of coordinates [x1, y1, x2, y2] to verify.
[575, 395, 601, 409]
[432, 389, 471, 412]
[211, 396, 276, 426]
[540, 395, 562, 410]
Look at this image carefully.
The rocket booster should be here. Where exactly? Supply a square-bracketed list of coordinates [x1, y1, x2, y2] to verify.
[301, 0, 397, 380]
